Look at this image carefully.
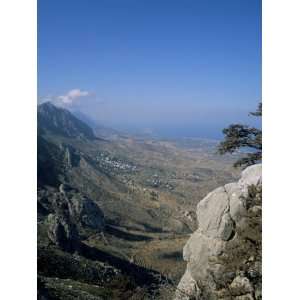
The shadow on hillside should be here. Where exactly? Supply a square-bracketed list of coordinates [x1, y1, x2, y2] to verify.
[77, 241, 163, 287]
[159, 250, 182, 260]
[106, 225, 153, 242]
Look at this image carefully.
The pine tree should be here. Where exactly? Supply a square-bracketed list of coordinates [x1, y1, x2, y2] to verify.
[218, 103, 262, 168]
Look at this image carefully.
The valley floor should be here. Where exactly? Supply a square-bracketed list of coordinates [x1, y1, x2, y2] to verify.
[38, 103, 241, 299]
[86, 225, 189, 282]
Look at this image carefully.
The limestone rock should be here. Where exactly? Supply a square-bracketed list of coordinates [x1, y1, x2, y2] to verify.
[174, 270, 199, 300]
[230, 276, 254, 295]
[67, 193, 105, 231]
[235, 295, 254, 300]
[40, 185, 105, 251]
[183, 230, 225, 282]
[238, 164, 262, 193]
[52, 184, 105, 232]
[196, 187, 234, 240]
[47, 213, 78, 251]
[225, 182, 246, 223]
[175, 164, 262, 300]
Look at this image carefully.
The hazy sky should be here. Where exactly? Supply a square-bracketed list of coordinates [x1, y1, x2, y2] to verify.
[38, 0, 261, 139]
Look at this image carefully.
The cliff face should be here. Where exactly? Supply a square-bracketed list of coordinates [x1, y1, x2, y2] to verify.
[175, 164, 262, 300]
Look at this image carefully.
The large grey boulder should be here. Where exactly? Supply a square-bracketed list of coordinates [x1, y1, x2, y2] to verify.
[196, 186, 234, 241]
[175, 164, 262, 300]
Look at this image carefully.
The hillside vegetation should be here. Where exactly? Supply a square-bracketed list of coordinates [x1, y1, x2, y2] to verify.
[37, 102, 240, 299]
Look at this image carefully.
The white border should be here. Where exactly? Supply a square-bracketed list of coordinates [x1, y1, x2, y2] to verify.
[0, 0, 300, 298]
[263, 0, 300, 298]
[0, 0, 37, 299]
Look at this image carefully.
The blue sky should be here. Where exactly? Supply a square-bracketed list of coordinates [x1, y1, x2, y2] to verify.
[38, 0, 261, 139]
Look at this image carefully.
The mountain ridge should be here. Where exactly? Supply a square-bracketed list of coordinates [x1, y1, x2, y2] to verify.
[38, 102, 97, 140]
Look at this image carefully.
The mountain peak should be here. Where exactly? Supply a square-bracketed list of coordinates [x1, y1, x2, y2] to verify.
[38, 102, 97, 140]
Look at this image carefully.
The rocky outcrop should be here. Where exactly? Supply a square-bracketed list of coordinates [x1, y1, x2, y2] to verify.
[59, 184, 105, 232]
[47, 213, 79, 251]
[175, 164, 262, 300]
[38, 184, 105, 250]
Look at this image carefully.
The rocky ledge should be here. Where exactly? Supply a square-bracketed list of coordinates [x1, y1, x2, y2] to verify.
[175, 164, 262, 300]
